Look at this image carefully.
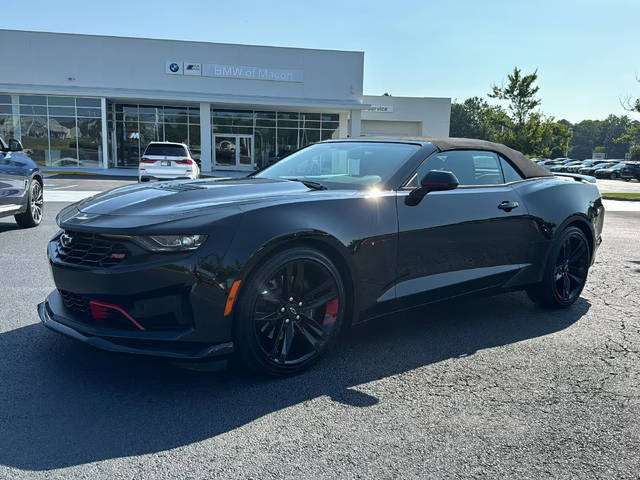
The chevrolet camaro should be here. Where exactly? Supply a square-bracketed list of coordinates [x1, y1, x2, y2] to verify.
[39, 138, 604, 375]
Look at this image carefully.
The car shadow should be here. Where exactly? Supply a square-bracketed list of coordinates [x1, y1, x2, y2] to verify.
[0, 221, 20, 233]
[0, 291, 590, 471]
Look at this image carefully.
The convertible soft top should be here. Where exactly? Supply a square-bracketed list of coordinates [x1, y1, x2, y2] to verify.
[427, 137, 553, 179]
[329, 137, 553, 179]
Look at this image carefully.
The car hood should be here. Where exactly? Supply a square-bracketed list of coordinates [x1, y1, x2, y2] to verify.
[73, 178, 319, 216]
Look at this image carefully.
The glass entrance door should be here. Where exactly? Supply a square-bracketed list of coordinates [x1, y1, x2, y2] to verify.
[214, 134, 254, 169]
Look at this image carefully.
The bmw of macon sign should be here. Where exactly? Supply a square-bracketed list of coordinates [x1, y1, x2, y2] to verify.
[165, 60, 303, 83]
[202, 63, 303, 82]
[166, 61, 183, 75]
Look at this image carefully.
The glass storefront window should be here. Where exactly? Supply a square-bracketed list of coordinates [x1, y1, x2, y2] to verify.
[254, 127, 276, 167]
[300, 129, 320, 146]
[277, 128, 299, 159]
[0, 94, 105, 168]
[48, 96, 75, 107]
[19, 95, 46, 105]
[48, 116, 77, 166]
[211, 108, 341, 170]
[20, 116, 48, 166]
[0, 115, 14, 141]
[77, 117, 102, 168]
[109, 103, 204, 167]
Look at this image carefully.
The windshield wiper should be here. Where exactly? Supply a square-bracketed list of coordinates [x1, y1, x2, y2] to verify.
[286, 178, 327, 190]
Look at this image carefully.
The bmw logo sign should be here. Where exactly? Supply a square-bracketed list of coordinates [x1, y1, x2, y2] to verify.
[169, 62, 180, 73]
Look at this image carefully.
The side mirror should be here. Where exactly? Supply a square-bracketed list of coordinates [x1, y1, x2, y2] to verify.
[405, 170, 459, 206]
[8, 139, 23, 152]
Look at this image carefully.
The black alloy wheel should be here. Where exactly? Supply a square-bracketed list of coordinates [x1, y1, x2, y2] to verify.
[15, 179, 43, 228]
[234, 247, 346, 375]
[527, 226, 590, 308]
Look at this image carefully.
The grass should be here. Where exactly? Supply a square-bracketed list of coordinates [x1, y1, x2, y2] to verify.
[603, 192, 640, 200]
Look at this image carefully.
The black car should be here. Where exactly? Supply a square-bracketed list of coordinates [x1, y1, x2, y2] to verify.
[0, 136, 44, 228]
[549, 160, 582, 173]
[594, 162, 627, 179]
[39, 138, 604, 375]
[620, 162, 640, 181]
[578, 162, 613, 176]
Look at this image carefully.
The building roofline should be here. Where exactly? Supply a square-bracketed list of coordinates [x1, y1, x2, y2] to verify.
[0, 28, 365, 55]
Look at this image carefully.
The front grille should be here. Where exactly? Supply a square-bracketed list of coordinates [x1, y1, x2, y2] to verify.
[55, 230, 129, 267]
[58, 290, 186, 331]
[58, 289, 139, 330]
[59, 289, 90, 316]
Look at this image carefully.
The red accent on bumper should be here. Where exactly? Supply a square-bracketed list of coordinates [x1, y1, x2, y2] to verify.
[89, 300, 146, 331]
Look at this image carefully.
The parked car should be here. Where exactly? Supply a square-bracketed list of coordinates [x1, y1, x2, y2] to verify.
[594, 162, 628, 179]
[566, 160, 597, 173]
[138, 142, 200, 182]
[550, 160, 583, 173]
[0, 136, 44, 228]
[620, 161, 640, 181]
[579, 162, 614, 176]
[40, 138, 604, 376]
[539, 160, 565, 170]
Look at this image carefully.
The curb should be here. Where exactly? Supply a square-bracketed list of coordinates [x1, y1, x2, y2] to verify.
[43, 170, 101, 176]
[602, 195, 640, 202]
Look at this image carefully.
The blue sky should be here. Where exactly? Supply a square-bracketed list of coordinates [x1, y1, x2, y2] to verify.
[2, 0, 639, 122]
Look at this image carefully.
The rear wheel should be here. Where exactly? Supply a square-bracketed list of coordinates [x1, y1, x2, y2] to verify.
[234, 247, 346, 376]
[14, 179, 43, 228]
[527, 226, 590, 308]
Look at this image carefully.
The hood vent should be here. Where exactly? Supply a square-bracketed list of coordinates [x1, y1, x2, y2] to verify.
[152, 183, 206, 192]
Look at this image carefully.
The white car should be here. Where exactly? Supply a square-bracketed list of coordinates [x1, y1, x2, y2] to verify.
[138, 142, 200, 182]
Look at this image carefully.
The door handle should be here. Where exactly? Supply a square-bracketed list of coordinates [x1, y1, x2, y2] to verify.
[498, 200, 519, 212]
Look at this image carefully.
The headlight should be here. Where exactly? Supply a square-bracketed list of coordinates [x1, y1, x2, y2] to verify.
[130, 234, 207, 252]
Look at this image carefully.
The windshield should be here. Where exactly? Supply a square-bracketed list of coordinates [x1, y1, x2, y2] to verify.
[254, 142, 420, 189]
[144, 144, 188, 157]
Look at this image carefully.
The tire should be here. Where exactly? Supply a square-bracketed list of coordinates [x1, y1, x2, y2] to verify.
[14, 179, 43, 228]
[526, 226, 590, 309]
[234, 247, 347, 376]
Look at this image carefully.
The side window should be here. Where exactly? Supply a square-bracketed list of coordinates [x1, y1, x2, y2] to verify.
[408, 150, 505, 187]
[500, 155, 524, 183]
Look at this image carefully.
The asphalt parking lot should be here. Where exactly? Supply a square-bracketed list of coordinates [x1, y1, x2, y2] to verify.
[0, 177, 639, 479]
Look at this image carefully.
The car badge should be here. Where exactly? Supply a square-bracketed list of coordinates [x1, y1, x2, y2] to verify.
[60, 233, 73, 248]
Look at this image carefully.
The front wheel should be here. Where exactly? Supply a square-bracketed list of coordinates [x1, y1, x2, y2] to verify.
[234, 247, 346, 376]
[526, 226, 590, 308]
[14, 179, 43, 228]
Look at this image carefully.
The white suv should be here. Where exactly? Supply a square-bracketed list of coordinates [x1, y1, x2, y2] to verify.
[139, 142, 200, 182]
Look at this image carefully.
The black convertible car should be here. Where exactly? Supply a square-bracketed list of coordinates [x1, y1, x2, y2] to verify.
[39, 138, 604, 375]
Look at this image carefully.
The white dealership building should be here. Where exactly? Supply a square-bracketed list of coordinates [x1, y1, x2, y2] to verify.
[0, 29, 451, 173]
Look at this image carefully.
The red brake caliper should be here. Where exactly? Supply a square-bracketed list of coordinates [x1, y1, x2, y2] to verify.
[323, 299, 339, 326]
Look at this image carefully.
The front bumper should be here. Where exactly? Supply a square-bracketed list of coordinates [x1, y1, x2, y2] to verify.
[39, 290, 233, 360]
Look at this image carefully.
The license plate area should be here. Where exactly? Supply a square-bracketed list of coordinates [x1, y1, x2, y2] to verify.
[161, 161, 171, 167]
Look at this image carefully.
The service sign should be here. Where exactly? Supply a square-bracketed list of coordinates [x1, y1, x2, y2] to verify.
[365, 104, 394, 113]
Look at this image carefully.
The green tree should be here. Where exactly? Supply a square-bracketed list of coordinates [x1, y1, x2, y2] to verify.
[449, 97, 506, 140]
[486, 67, 562, 155]
[616, 79, 640, 155]
[489, 68, 541, 125]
